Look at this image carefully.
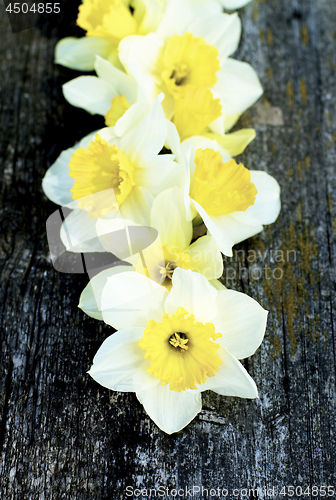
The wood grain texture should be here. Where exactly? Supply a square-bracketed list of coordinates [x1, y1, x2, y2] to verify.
[0, 0, 335, 498]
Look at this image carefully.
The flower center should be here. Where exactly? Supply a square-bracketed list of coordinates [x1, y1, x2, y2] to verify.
[169, 332, 189, 351]
[161, 32, 220, 97]
[170, 65, 189, 86]
[158, 261, 178, 289]
[160, 261, 176, 279]
[77, 0, 137, 44]
[160, 33, 221, 140]
[190, 148, 258, 216]
[139, 307, 222, 392]
[69, 134, 134, 218]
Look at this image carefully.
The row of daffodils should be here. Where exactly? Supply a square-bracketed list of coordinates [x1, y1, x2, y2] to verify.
[43, 0, 281, 434]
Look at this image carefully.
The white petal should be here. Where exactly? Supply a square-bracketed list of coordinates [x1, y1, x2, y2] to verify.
[164, 268, 218, 322]
[94, 56, 138, 104]
[213, 289, 268, 358]
[114, 101, 151, 137]
[181, 142, 196, 187]
[63, 76, 117, 115]
[182, 136, 232, 164]
[180, 145, 196, 222]
[165, 120, 185, 164]
[157, 0, 221, 41]
[95, 218, 166, 285]
[79, 265, 134, 320]
[214, 59, 263, 116]
[183, 235, 223, 279]
[96, 217, 142, 256]
[101, 271, 168, 329]
[119, 186, 154, 226]
[222, 0, 252, 9]
[42, 131, 98, 206]
[161, 92, 175, 121]
[137, 385, 202, 434]
[150, 187, 192, 253]
[133, 155, 185, 196]
[60, 209, 106, 253]
[202, 346, 258, 398]
[96, 217, 159, 258]
[231, 171, 281, 226]
[42, 149, 75, 206]
[209, 279, 226, 290]
[118, 97, 167, 167]
[194, 200, 263, 257]
[208, 111, 226, 136]
[135, 0, 166, 35]
[131, 238, 167, 284]
[97, 126, 119, 145]
[54, 37, 113, 72]
[89, 327, 159, 392]
[188, 13, 241, 62]
[119, 34, 163, 101]
[224, 113, 241, 132]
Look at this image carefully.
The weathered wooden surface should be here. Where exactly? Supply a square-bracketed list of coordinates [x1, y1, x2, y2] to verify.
[1, 0, 336, 498]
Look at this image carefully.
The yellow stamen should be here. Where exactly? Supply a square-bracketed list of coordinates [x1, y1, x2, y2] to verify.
[161, 32, 220, 97]
[159, 261, 176, 279]
[169, 332, 189, 350]
[69, 134, 134, 218]
[77, 0, 137, 44]
[173, 87, 222, 140]
[105, 95, 130, 127]
[139, 307, 222, 392]
[190, 149, 258, 216]
[159, 250, 193, 289]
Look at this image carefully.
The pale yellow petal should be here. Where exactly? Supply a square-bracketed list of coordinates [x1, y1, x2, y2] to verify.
[203, 128, 256, 157]
[224, 113, 241, 132]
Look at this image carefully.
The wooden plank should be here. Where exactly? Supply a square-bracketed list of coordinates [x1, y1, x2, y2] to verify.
[0, 0, 335, 498]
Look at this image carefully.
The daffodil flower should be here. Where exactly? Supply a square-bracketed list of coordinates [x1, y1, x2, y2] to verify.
[156, 0, 253, 13]
[61, 2, 262, 140]
[88, 268, 267, 434]
[79, 186, 224, 320]
[54, 0, 225, 72]
[117, 0, 262, 140]
[54, 0, 166, 72]
[177, 138, 281, 257]
[62, 54, 257, 158]
[61, 56, 138, 126]
[137, 0, 254, 27]
[42, 97, 183, 252]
